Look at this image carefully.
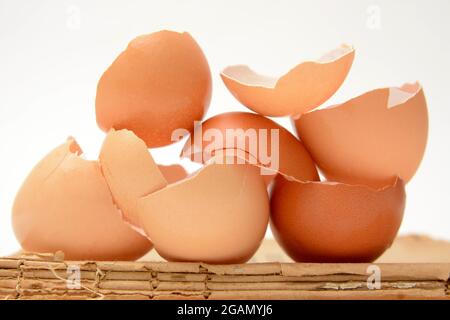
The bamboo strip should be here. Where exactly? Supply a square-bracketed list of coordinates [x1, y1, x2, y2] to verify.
[0, 253, 449, 300]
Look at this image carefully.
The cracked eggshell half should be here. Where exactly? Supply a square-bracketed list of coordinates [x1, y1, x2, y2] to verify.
[181, 112, 319, 182]
[294, 82, 428, 188]
[96, 30, 212, 148]
[270, 176, 406, 263]
[12, 138, 152, 261]
[137, 157, 270, 264]
[220, 45, 354, 117]
[99, 129, 168, 229]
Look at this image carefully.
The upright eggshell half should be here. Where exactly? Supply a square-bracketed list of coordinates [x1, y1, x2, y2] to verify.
[157, 164, 188, 183]
[12, 139, 152, 261]
[221, 45, 354, 117]
[99, 129, 168, 229]
[137, 158, 270, 264]
[96, 30, 212, 147]
[181, 112, 319, 182]
[294, 83, 428, 188]
[270, 176, 406, 262]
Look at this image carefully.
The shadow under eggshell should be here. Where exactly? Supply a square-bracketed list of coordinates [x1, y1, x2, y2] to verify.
[221, 45, 354, 117]
[270, 176, 406, 263]
[294, 82, 428, 188]
[157, 164, 188, 184]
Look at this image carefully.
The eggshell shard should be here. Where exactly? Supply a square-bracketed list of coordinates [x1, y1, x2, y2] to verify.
[96, 30, 212, 147]
[270, 176, 406, 263]
[294, 82, 428, 188]
[181, 112, 319, 182]
[157, 164, 188, 184]
[220, 45, 354, 117]
[137, 158, 270, 264]
[99, 129, 168, 229]
[12, 139, 152, 261]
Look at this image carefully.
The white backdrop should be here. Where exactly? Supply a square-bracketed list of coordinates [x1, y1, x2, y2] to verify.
[1, 0, 449, 256]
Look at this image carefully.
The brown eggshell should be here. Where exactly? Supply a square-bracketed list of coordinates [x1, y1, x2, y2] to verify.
[294, 82, 428, 188]
[221, 45, 354, 117]
[137, 157, 270, 263]
[96, 30, 212, 147]
[190, 149, 276, 189]
[157, 164, 188, 183]
[12, 138, 152, 260]
[181, 112, 319, 182]
[270, 176, 406, 262]
[99, 129, 168, 229]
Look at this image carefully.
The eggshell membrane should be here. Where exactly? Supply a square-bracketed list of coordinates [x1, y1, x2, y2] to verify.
[12, 138, 152, 261]
[270, 176, 406, 263]
[99, 129, 168, 229]
[137, 157, 270, 264]
[294, 82, 428, 188]
[96, 30, 212, 147]
[157, 164, 188, 183]
[220, 45, 354, 117]
[181, 112, 319, 182]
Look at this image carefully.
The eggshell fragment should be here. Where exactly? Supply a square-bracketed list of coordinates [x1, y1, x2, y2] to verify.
[181, 112, 319, 182]
[12, 139, 152, 260]
[158, 164, 188, 183]
[270, 176, 406, 262]
[221, 45, 354, 117]
[96, 30, 212, 147]
[137, 158, 270, 263]
[294, 82, 428, 188]
[99, 129, 168, 230]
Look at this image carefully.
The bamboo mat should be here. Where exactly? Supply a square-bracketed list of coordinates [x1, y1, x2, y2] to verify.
[1, 235, 449, 300]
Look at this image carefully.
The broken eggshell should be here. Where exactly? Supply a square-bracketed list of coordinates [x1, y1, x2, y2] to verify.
[294, 82, 428, 188]
[96, 30, 212, 148]
[221, 45, 354, 117]
[98, 130, 268, 264]
[270, 176, 406, 263]
[181, 112, 319, 182]
[137, 156, 270, 264]
[99, 129, 168, 229]
[12, 138, 152, 261]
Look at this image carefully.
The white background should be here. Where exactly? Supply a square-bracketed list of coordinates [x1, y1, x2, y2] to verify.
[0, 0, 449, 256]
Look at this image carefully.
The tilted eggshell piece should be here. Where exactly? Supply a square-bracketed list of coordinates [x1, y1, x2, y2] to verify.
[96, 30, 212, 148]
[137, 158, 270, 264]
[12, 138, 152, 260]
[221, 45, 354, 117]
[99, 129, 168, 229]
[157, 164, 188, 184]
[181, 112, 319, 182]
[294, 82, 428, 188]
[270, 176, 406, 262]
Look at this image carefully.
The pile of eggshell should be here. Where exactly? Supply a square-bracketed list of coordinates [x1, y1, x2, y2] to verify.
[12, 30, 428, 263]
